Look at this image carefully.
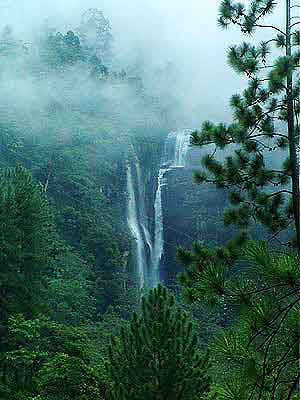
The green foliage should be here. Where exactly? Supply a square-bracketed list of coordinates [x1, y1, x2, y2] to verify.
[1, 314, 90, 389]
[0, 165, 110, 399]
[107, 285, 210, 400]
[180, 242, 300, 399]
[40, 31, 85, 68]
[77, 8, 113, 63]
[47, 247, 96, 325]
[38, 354, 105, 400]
[0, 166, 54, 322]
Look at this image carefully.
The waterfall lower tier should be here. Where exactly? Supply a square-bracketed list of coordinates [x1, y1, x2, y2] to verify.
[136, 161, 153, 262]
[126, 163, 145, 289]
[126, 157, 154, 290]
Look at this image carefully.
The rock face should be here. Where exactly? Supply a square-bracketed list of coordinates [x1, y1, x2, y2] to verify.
[160, 168, 235, 285]
[150, 130, 236, 286]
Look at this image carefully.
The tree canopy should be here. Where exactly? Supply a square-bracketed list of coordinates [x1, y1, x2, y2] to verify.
[108, 285, 210, 400]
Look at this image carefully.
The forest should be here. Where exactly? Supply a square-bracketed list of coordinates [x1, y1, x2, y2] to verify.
[0, 1, 299, 399]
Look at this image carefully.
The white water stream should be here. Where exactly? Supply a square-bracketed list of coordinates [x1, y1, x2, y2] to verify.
[126, 163, 145, 289]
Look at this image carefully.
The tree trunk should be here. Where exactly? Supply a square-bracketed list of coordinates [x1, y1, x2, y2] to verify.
[286, 0, 300, 251]
[44, 159, 53, 193]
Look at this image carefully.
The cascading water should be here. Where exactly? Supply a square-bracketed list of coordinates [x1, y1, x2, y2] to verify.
[126, 163, 145, 289]
[174, 130, 191, 166]
[127, 130, 192, 290]
[165, 129, 193, 167]
[136, 161, 153, 261]
[152, 129, 192, 287]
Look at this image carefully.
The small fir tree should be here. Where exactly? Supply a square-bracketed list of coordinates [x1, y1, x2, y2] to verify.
[107, 285, 210, 400]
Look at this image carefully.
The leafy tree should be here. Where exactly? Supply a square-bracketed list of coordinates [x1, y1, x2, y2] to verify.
[191, 0, 300, 250]
[38, 353, 106, 400]
[107, 285, 210, 400]
[47, 247, 96, 325]
[41, 31, 85, 68]
[90, 55, 109, 79]
[0, 166, 54, 323]
[1, 314, 90, 390]
[77, 8, 113, 63]
[179, 242, 300, 399]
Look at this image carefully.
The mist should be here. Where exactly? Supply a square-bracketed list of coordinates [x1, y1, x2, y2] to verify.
[1, 0, 247, 126]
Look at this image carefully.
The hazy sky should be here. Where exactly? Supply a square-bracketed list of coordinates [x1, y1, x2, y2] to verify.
[0, 1, 285, 126]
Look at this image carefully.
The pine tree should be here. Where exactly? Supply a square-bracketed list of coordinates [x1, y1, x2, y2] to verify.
[107, 285, 210, 400]
[179, 241, 300, 399]
[192, 0, 300, 250]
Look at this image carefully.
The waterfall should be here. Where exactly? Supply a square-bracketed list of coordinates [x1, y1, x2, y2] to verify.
[136, 160, 153, 261]
[126, 163, 145, 289]
[152, 129, 192, 286]
[126, 129, 192, 289]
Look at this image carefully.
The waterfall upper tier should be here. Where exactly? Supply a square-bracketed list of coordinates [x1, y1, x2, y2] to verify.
[164, 129, 194, 168]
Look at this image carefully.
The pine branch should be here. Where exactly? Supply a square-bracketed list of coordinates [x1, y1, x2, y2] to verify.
[271, 359, 293, 398]
[290, 21, 300, 29]
[254, 296, 300, 400]
[253, 24, 286, 36]
[266, 190, 293, 197]
[258, 65, 275, 69]
[247, 298, 298, 351]
[286, 372, 300, 399]
[250, 297, 300, 350]
[267, 220, 294, 245]
[245, 106, 283, 137]
[266, 336, 300, 376]
[242, 283, 291, 297]
[245, 93, 271, 107]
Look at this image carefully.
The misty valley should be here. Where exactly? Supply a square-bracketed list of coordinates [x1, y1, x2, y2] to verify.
[0, 2, 299, 400]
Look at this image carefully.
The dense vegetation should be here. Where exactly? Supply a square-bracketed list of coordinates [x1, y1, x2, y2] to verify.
[0, 2, 299, 400]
